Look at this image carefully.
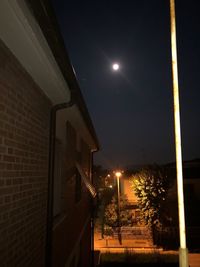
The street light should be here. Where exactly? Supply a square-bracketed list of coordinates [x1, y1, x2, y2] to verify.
[169, 1, 188, 266]
[115, 171, 122, 244]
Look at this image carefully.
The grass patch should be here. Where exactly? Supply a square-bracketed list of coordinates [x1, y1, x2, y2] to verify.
[100, 251, 179, 266]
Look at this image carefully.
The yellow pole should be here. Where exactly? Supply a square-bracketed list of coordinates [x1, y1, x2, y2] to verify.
[117, 176, 122, 244]
[115, 172, 122, 244]
[169, 1, 188, 266]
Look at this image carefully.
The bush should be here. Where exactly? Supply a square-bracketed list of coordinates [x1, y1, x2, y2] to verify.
[131, 166, 169, 228]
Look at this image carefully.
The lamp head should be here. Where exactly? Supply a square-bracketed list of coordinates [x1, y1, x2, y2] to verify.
[115, 171, 122, 178]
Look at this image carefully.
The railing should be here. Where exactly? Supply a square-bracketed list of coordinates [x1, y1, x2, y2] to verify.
[113, 226, 152, 240]
[76, 162, 97, 198]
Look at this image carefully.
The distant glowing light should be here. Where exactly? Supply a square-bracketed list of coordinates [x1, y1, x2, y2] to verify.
[112, 63, 120, 71]
[115, 171, 122, 178]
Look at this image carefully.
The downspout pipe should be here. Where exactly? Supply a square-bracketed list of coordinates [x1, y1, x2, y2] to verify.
[46, 97, 74, 267]
[91, 152, 94, 267]
[90, 150, 98, 267]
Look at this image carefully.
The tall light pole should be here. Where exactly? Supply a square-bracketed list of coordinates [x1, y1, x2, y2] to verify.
[169, 1, 188, 266]
[115, 171, 122, 244]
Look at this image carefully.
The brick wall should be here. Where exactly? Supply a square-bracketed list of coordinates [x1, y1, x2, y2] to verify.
[0, 39, 51, 266]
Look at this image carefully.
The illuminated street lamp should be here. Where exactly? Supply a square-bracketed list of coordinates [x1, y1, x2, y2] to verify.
[115, 171, 122, 244]
[169, 1, 188, 266]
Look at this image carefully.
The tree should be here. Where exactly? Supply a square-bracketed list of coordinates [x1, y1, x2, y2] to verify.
[99, 187, 115, 237]
[131, 165, 169, 228]
[104, 195, 134, 231]
[93, 165, 109, 191]
[92, 165, 113, 237]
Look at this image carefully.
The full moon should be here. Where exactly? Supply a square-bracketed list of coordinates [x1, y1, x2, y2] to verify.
[112, 63, 120, 71]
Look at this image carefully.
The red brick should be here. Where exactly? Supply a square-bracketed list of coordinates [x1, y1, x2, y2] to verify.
[0, 39, 51, 266]
[3, 155, 15, 162]
[0, 103, 5, 111]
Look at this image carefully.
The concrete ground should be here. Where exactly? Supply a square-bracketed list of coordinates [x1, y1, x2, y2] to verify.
[94, 229, 154, 249]
[94, 232, 200, 267]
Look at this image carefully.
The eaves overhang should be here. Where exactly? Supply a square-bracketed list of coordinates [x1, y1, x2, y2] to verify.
[0, 0, 99, 151]
[0, 0, 70, 105]
[26, 0, 100, 151]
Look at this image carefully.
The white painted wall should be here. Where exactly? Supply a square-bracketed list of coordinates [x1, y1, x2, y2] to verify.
[0, 0, 70, 104]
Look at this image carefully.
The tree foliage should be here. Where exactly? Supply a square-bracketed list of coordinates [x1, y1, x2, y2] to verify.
[97, 187, 115, 238]
[131, 165, 169, 228]
[104, 195, 134, 231]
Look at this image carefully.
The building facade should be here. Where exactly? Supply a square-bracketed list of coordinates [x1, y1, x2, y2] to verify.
[0, 1, 99, 266]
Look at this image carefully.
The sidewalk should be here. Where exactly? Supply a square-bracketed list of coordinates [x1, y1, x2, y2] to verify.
[94, 231, 154, 249]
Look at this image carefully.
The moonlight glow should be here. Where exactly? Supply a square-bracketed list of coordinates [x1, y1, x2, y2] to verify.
[112, 63, 120, 71]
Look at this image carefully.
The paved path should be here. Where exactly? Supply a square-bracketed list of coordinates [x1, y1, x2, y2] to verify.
[94, 228, 200, 266]
[95, 238, 200, 267]
[94, 229, 153, 249]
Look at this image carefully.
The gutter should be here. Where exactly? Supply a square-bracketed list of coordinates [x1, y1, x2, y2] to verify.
[90, 150, 98, 267]
[26, 0, 100, 151]
[91, 152, 95, 267]
[45, 97, 74, 267]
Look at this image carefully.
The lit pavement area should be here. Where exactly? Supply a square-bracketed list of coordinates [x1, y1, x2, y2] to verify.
[94, 231, 200, 267]
[94, 230, 154, 250]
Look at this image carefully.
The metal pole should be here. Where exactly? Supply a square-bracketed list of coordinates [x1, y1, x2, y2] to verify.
[169, 1, 188, 266]
[46, 101, 74, 267]
[116, 176, 122, 244]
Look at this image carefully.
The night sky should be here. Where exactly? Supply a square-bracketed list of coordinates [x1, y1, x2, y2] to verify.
[51, 0, 200, 169]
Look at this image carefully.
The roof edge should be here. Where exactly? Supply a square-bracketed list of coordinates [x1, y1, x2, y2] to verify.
[26, 0, 99, 150]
